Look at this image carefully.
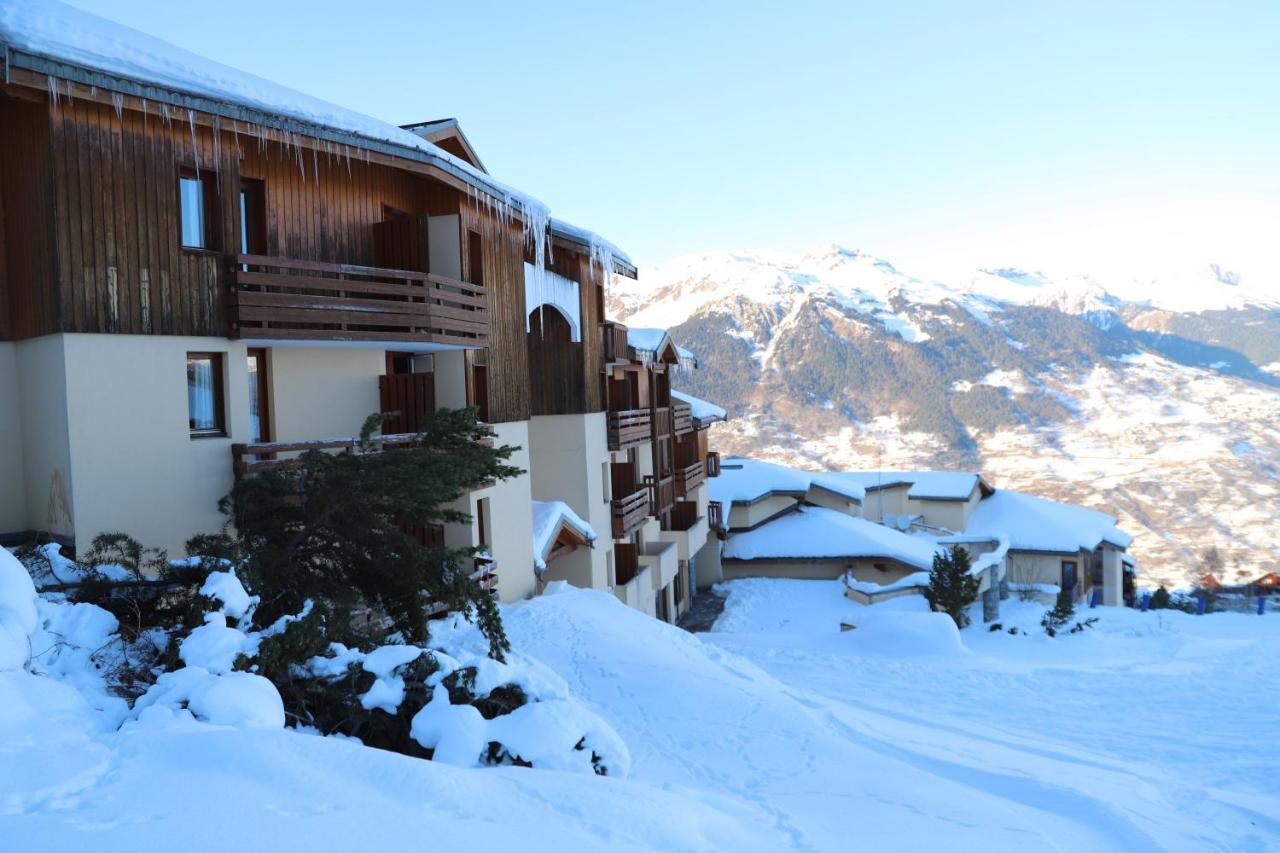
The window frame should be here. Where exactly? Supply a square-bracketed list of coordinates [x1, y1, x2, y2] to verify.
[178, 166, 222, 251]
[187, 351, 227, 438]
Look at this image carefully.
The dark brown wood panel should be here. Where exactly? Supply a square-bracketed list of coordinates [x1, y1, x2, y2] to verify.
[0, 93, 56, 339]
[526, 302, 584, 416]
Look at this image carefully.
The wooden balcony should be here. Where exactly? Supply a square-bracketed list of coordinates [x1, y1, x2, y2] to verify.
[602, 320, 630, 363]
[611, 486, 650, 538]
[614, 542, 640, 587]
[231, 430, 493, 480]
[673, 400, 694, 436]
[646, 474, 675, 517]
[652, 406, 672, 439]
[674, 459, 706, 497]
[706, 450, 722, 478]
[229, 254, 488, 347]
[607, 408, 652, 451]
[708, 501, 725, 537]
[665, 500, 700, 532]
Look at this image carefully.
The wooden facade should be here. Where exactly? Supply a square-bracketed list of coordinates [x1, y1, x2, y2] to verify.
[0, 76, 625, 428]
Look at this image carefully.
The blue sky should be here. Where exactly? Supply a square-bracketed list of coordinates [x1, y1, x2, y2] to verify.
[68, 1, 1280, 278]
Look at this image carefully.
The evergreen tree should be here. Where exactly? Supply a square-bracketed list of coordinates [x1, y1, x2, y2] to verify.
[1150, 585, 1173, 609]
[1041, 588, 1075, 636]
[223, 408, 522, 659]
[924, 545, 981, 629]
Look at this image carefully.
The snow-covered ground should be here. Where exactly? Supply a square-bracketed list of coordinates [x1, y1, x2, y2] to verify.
[6, 576, 1279, 851]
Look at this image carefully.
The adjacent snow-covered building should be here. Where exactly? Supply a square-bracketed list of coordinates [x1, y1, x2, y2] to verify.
[706, 456, 1135, 616]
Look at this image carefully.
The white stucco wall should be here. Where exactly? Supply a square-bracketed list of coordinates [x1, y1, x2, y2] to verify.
[267, 347, 384, 442]
[59, 334, 250, 555]
[527, 412, 610, 590]
[862, 485, 909, 523]
[444, 419, 536, 604]
[12, 336, 75, 539]
[728, 494, 797, 530]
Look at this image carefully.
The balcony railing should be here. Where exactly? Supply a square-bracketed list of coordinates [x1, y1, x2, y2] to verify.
[665, 500, 700, 532]
[423, 558, 498, 618]
[614, 542, 640, 586]
[652, 406, 672, 439]
[646, 474, 675, 517]
[673, 401, 693, 436]
[231, 430, 493, 480]
[674, 459, 706, 497]
[706, 450, 722, 478]
[602, 320, 630, 363]
[230, 254, 488, 347]
[708, 500, 725, 536]
[607, 408, 652, 451]
[611, 486, 650, 538]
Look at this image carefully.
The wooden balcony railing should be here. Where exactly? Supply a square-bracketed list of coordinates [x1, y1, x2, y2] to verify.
[602, 320, 630, 363]
[708, 500, 725, 536]
[230, 254, 489, 347]
[607, 408, 652, 451]
[664, 500, 700, 532]
[673, 401, 693, 436]
[652, 406, 672, 439]
[231, 430, 493, 480]
[674, 459, 706, 497]
[646, 474, 675, 517]
[706, 450, 722, 478]
[423, 558, 498, 618]
[614, 543, 640, 587]
[611, 486, 650, 538]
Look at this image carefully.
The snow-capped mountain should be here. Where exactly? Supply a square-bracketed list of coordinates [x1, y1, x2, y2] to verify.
[611, 246, 1280, 589]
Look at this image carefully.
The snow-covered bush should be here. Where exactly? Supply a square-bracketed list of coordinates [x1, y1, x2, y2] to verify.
[924, 545, 980, 629]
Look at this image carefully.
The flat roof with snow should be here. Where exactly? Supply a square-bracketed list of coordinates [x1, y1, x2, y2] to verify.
[723, 505, 941, 569]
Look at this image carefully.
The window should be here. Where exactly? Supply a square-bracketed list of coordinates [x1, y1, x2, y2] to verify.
[187, 353, 225, 437]
[239, 177, 267, 258]
[476, 498, 491, 550]
[179, 168, 220, 250]
[1061, 560, 1079, 594]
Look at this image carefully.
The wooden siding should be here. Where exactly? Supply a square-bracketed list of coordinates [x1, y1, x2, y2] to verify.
[0, 94, 56, 340]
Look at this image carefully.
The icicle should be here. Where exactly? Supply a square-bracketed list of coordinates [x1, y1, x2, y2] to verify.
[47, 75, 59, 107]
[141, 97, 148, 127]
[232, 120, 242, 159]
[211, 116, 222, 172]
[187, 109, 200, 177]
[295, 134, 306, 182]
[311, 142, 320, 187]
[65, 78, 73, 103]
[343, 143, 351, 178]
[111, 92, 124, 119]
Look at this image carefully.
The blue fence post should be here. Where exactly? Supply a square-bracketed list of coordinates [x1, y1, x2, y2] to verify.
[1140, 591, 1150, 612]
[1259, 596, 1267, 616]
[1196, 595, 1207, 616]
[1090, 588, 1100, 608]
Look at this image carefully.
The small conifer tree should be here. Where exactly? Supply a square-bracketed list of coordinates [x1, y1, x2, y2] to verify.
[924, 545, 981, 629]
[1041, 588, 1075, 636]
[1150, 585, 1172, 610]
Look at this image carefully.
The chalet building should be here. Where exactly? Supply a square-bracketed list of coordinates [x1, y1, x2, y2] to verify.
[0, 3, 727, 623]
[706, 458, 1137, 617]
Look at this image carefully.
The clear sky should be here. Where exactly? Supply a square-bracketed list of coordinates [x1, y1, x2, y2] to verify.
[66, 0, 1280, 280]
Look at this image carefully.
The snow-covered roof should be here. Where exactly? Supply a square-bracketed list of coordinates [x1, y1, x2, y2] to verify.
[550, 219, 636, 278]
[671, 390, 726, 427]
[531, 501, 596, 571]
[0, 1, 630, 268]
[709, 457, 865, 508]
[828, 471, 992, 501]
[723, 506, 941, 569]
[965, 489, 1132, 554]
[400, 117, 487, 173]
[625, 328, 698, 367]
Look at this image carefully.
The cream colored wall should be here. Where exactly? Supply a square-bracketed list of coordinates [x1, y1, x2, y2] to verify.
[805, 487, 861, 518]
[11, 336, 74, 539]
[722, 556, 921, 583]
[444, 419, 536, 603]
[0, 343, 28, 535]
[729, 494, 797, 530]
[267, 347, 384, 442]
[527, 412, 611, 590]
[433, 350, 469, 410]
[861, 485, 909, 523]
[693, 536, 723, 589]
[907, 490, 981, 532]
[59, 334, 251, 555]
[1005, 551, 1071, 588]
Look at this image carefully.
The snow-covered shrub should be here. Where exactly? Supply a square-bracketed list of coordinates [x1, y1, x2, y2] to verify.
[1041, 589, 1098, 636]
[924, 545, 980, 629]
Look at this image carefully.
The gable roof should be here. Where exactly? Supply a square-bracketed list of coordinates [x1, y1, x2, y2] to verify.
[966, 489, 1132, 554]
[723, 505, 940, 569]
[401, 118, 487, 173]
[531, 500, 596, 571]
[828, 471, 994, 502]
[671, 390, 726, 427]
[626, 328, 698, 367]
[709, 457, 866, 507]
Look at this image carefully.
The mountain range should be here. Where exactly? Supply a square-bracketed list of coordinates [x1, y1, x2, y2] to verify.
[609, 246, 1280, 589]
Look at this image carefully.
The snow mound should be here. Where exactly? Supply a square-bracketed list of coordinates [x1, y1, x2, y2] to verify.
[0, 547, 38, 670]
[199, 569, 257, 623]
[133, 667, 285, 729]
[843, 610, 969, 657]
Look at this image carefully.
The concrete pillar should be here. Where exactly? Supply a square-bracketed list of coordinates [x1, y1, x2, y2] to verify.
[1102, 547, 1123, 606]
[999, 569, 1010, 601]
[982, 574, 1000, 623]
